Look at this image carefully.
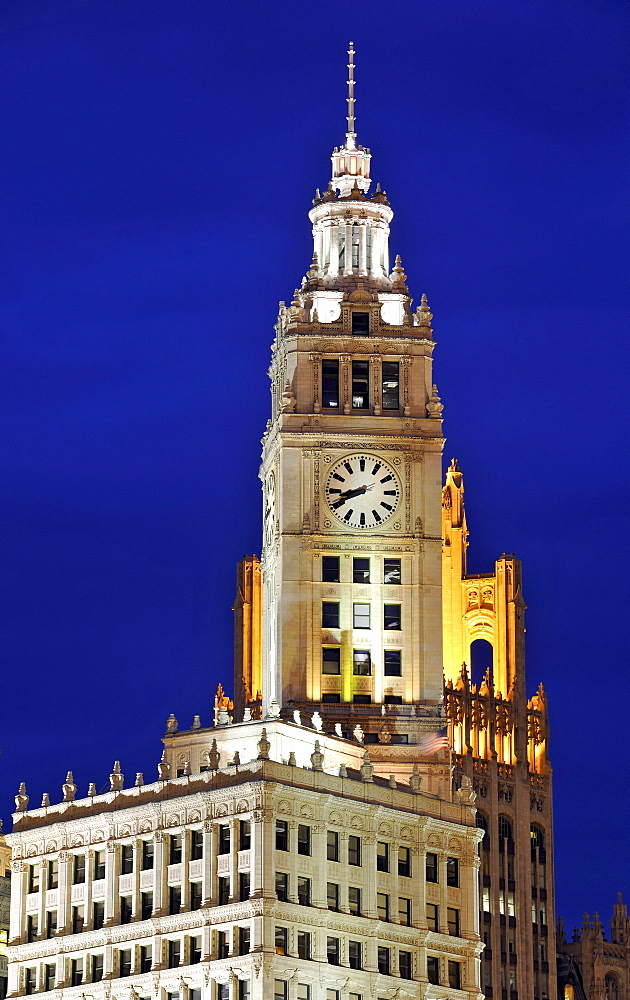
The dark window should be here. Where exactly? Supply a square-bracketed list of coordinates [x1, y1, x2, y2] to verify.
[142, 840, 154, 870]
[48, 860, 58, 890]
[448, 908, 460, 939]
[140, 945, 152, 973]
[327, 882, 339, 911]
[25, 969, 36, 995]
[169, 885, 181, 914]
[382, 362, 400, 409]
[94, 851, 105, 880]
[73, 855, 85, 884]
[275, 872, 289, 901]
[351, 312, 370, 335]
[447, 856, 459, 888]
[322, 647, 341, 674]
[218, 825, 230, 856]
[169, 834, 182, 865]
[298, 876, 311, 906]
[377, 892, 389, 921]
[276, 820, 289, 851]
[399, 896, 412, 926]
[327, 830, 339, 861]
[426, 902, 439, 932]
[378, 946, 391, 976]
[499, 816, 513, 841]
[217, 930, 228, 959]
[120, 895, 132, 924]
[44, 965, 56, 992]
[275, 926, 288, 956]
[384, 604, 401, 630]
[352, 361, 369, 408]
[384, 558, 401, 584]
[353, 649, 371, 675]
[448, 960, 461, 990]
[191, 829, 204, 859]
[348, 835, 361, 866]
[322, 556, 340, 582]
[298, 930, 311, 960]
[28, 865, 39, 893]
[322, 360, 339, 408]
[384, 649, 402, 675]
[353, 603, 370, 629]
[426, 852, 438, 883]
[348, 886, 362, 915]
[322, 692, 340, 703]
[239, 872, 250, 901]
[398, 846, 411, 877]
[141, 891, 153, 919]
[384, 694, 403, 704]
[531, 824, 544, 850]
[353, 694, 372, 704]
[217, 986, 229, 1000]
[93, 900, 104, 929]
[348, 940, 362, 970]
[91, 955, 104, 983]
[327, 936, 340, 965]
[238, 926, 250, 955]
[119, 949, 132, 978]
[121, 845, 133, 874]
[427, 956, 440, 985]
[71, 959, 83, 987]
[399, 951, 413, 980]
[168, 939, 181, 969]
[353, 557, 370, 583]
[377, 841, 389, 871]
[322, 602, 340, 628]
[238, 985, 250, 1000]
[190, 881, 202, 910]
[218, 876, 230, 905]
[46, 911, 57, 939]
[27, 914, 38, 942]
[239, 820, 251, 852]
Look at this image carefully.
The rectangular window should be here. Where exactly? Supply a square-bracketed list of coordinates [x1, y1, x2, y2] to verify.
[322, 602, 340, 628]
[274, 982, 287, 1000]
[447, 856, 459, 887]
[48, 859, 58, 889]
[73, 855, 85, 884]
[384, 649, 402, 675]
[327, 830, 339, 861]
[377, 892, 390, 922]
[94, 851, 105, 880]
[169, 885, 181, 914]
[140, 945, 152, 973]
[91, 955, 104, 983]
[217, 986, 229, 1000]
[322, 692, 340, 703]
[71, 905, 84, 934]
[426, 852, 438, 883]
[217, 930, 228, 959]
[239, 871, 250, 901]
[238, 984, 250, 1000]
[348, 886, 362, 915]
[28, 865, 39, 893]
[384, 557, 401, 584]
[327, 936, 340, 965]
[353, 603, 370, 629]
[327, 882, 339, 911]
[399, 951, 413, 980]
[427, 956, 440, 985]
[25, 969, 36, 995]
[297, 824, 311, 855]
[398, 846, 411, 877]
[191, 828, 204, 859]
[120, 895, 132, 924]
[142, 840, 154, 870]
[297, 876, 311, 906]
[169, 833, 182, 865]
[353, 557, 370, 583]
[119, 949, 132, 978]
[218, 825, 230, 856]
[190, 935, 202, 963]
[348, 940, 362, 970]
[353, 649, 371, 675]
[352, 360, 369, 408]
[399, 896, 412, 926]
[378, 946, 391, 976]
[275, 872, 289, 901]
[93, 900, 104, 929]
[426, 902, 439, 932]
[190, 881, 202, 910]
[376, 841, 389, 871]
[121, 844, 133, 874]
[238, 926, 250, 955]
[238, 820, 251, 852]
[348, 835, 361, 866]
[448, 906, 460, 936]
[382, 361, 400, 410]
[275, 926, 288, 956]
[141, 891, 153, 920]
[276, 820, 289, 851]
[322, 646, 341, 674]
[322, 556, 340, 582]
[297, 930, 311, 960]
[384, 604, 401, 630]
[46, 911, 57, 939]
[322, 360, 339, 408]
[448, 960, 461, 990]
[353, 694, 372, 704]
[70, 959, 83, 987]
[27, 914, 38, 942]
[218, 876, 230, 905]
[351, 312, 370, 335]
[168, 939, 181, 969]
[297, 986, 311, 1000]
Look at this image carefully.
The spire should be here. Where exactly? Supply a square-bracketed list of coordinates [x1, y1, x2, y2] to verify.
[346, 41, 356, 147]
[329, 43, 371, 196]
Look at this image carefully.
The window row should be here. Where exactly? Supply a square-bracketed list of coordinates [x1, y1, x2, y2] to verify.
[322, 646, 402, 676]
[322, 556, 401, 585]
[322, 360, 400, 411]
[274, 926, 413, 979]
[322, 602, 402, 630]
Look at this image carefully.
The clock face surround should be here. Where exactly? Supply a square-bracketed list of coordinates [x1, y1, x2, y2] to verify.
[264, 473, 276, 545]
[324, 454, 401, 529]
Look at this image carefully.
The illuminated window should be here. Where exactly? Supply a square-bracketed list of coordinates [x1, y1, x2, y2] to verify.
[384, 558, 401, 584]
[353, 604, 370, 629]
[350, 157, 357, 174]
[382, 362, 400, 409]
[352, 361, 369, 408]
[353, 649, 371, 675]
[275, 926, 288, 955]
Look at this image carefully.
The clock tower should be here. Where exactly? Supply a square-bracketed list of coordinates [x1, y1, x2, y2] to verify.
[254, 44, 446, 726]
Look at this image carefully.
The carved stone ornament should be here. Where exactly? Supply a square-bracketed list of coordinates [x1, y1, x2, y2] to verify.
[280, 380, 297, 413]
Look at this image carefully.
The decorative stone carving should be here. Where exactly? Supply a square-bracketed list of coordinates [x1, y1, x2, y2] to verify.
[280, 380, 297, 413]
[62, 772, 77, 802]
[109, 762, 124, 791]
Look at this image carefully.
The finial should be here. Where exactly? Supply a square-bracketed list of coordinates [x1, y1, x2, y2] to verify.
[346, 41, 356, 141]
[134, 773, 144, 787]
[257, 728, 271, 760]
[63, 771, 77, 802]
[360, 750, 373, 782]
[206, 739, 220, 770]
[157, 750, 170, 780]
[191, 715, 201, 730]
[87, 782, 96, 797]
[109, 761, 124, 791]
[41, 792, 50, 808]
[310, 740, 324, 771]
[15, 782, 28, 811]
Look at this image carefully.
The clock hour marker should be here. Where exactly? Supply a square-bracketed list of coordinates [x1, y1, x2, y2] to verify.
[359, 458, 365, 471]
[371, 462, 382, 475]
[332, 473, 345, 482]
[344, 509, 353, 521]
[332, 498, 346, 509]
[359, 512, 365, 526]
[381, 502, 393, 511]
[384, 489, 397, 495]
[329, 488, 342, 494]
[380, 474, 393, 483]
[344, 461, 353, 474]
[372, 510, 381, 521]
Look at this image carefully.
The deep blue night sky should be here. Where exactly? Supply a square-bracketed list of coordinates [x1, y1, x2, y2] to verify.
[2, 0, 628, 933]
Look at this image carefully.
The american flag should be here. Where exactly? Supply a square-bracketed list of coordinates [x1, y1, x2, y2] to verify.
[418, 727, 450, 755]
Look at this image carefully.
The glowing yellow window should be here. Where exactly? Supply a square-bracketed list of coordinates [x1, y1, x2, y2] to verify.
[349, 156, 357, 174]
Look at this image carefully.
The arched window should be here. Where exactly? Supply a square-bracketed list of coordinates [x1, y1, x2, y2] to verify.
[476, 812, 488, 833]
[530, 825, 544, 850]
[498, 816, 512, 841]
[605, 974, 619, 999]
[470, 638, 493, 688]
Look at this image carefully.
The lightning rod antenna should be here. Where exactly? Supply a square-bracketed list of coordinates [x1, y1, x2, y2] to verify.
[346, 41, 356, 143]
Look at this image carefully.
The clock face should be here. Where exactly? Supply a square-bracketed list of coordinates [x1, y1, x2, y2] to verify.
[324, 454, 401, 529]
[264, 473, 276, 545]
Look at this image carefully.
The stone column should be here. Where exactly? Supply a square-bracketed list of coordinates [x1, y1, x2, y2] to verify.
[359, 222, 368, 275]
[202, 821, 214, 907]
[84, 850, 94, 930]
[328, 221, 340, 276]
[37, 859, 47, 940]
[371, 354, 381, 415]
[180, 827, 191, 911]
[153, 831, 167, 917]
[229, 818, 239, 903]
[344, 222, 353, 275]
[57, 851, 71, 934]
[132, 839, 142, 919]
[9, 861, 26, 944]
[363, 834, 377, 919]
[104, 841, 118, 926]
[340, 355, 351, 415]
[310, 824, 325, 909]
